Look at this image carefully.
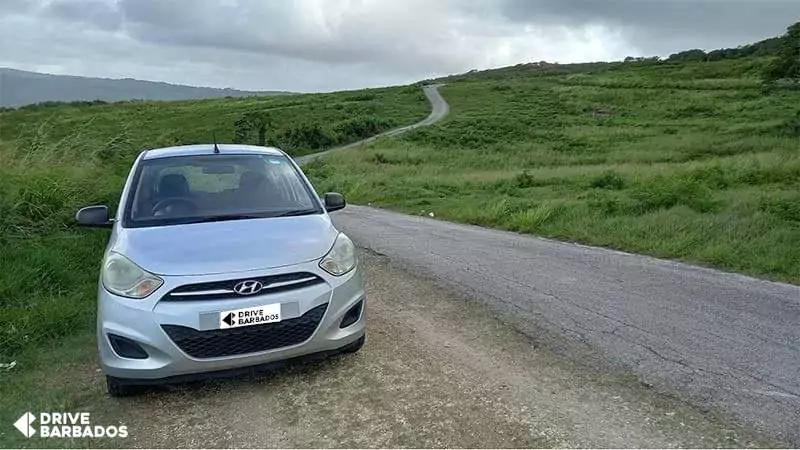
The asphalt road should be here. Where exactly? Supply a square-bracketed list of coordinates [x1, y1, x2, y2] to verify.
[294, 84, 448, 165]
[330, 206, 800, 444]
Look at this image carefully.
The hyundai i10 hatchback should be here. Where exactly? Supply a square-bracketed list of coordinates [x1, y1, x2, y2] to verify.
[76, 144, 365, 396]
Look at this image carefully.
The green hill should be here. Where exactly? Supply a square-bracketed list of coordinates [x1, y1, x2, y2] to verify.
[308, 56, 800, 284]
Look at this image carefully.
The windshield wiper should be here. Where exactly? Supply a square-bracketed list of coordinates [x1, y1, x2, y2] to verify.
[177, 210, 318, 224]
[180, 214, 268, 224]
[272, 208, 320, 217]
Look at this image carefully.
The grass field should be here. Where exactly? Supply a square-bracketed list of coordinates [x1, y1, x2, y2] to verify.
[0, 86, 429, 444]
[307, 58, 800, 284]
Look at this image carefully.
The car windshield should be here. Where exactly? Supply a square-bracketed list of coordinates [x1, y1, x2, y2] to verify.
[124, 153, 321, 227]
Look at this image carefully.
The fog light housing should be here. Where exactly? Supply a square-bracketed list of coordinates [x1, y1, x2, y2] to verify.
[339, 300, 363, 329]
[108, 334, 148, 359]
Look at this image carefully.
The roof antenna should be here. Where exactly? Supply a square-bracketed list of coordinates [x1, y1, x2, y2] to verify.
[213, 132, 221, 154]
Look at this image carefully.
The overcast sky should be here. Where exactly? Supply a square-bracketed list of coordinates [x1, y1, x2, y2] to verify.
[1, 0, 798, 92]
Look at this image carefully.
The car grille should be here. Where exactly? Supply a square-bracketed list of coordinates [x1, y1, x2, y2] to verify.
[162, 303, 328, 358]
[162, 272, 325, 301]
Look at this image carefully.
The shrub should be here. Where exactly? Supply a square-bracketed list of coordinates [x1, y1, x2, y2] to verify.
[687, 166, 732, 189]
[552, 137, 590, 153]
[371, 152, 390, 165]
[369, 151, 423, 166]
[760, 197, 800, 222]
[668, 49, 707, 62]
[763, 22, 800, 81]
[590, 171, 626, 190]
[591, 196, 635, 216]
[345, 92, 377, 102]
[668, 104, 718, 118]
[508, 201, 564, 232]
[278, 123, 334, 154]
[514, 170, 536, 188]
[233, 112, 271, 145]
[300, 158, 332, 181]
[779, 110, 800, 137]
[630, 178, 720, 214]
[334, 115, 392, 143]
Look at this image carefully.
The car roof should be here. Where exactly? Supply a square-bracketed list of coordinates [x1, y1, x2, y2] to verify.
[141, 144, 285, 160]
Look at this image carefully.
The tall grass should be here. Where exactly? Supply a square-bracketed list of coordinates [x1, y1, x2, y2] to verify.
[0, 126, 123, 361]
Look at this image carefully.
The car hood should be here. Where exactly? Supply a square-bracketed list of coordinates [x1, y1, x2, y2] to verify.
[112, 215, 338, 276]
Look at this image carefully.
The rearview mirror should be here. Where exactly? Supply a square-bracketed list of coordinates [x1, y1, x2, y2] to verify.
[202, 164, 235, 174]
[75, 205, 114, 228]
[323, 192, 346, 212]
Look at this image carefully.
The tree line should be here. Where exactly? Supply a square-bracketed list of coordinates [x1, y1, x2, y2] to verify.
[232, 112, 392, 155]
[624, 21, 799, 82]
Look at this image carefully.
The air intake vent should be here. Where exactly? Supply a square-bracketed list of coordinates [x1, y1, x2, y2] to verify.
[339, 300, 363, 329]
[108, 334, 149, 359]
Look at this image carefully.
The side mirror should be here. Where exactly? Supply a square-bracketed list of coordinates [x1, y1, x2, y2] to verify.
[323, 192, 346, 212]
[76, 205, 114, 228]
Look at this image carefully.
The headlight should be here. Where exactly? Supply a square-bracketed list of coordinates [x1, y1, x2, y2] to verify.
[319, 233, 356, 276]
[102, 252, 163, 299]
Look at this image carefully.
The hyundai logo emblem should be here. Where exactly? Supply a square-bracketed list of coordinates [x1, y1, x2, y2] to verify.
[233, 280, 263, 295]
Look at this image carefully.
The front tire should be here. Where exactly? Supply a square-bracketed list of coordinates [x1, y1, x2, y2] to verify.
[106, 376, 142, 397]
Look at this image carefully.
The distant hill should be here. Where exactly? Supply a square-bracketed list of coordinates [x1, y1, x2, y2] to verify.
[428, 34, 785, 84]
[0, 68, 290, 108]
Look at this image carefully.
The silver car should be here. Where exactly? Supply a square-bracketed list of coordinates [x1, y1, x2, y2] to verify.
[76, 144, 365, 396]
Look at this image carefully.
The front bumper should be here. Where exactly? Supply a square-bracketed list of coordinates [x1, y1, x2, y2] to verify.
[97, 261, 365, 380]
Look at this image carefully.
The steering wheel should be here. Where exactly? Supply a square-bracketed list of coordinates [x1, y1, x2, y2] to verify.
[151, 197, 198, 216]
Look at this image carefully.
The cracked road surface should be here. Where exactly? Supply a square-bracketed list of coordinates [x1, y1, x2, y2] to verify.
[331, 206, 800, 445]
[120, 252, 771, 448]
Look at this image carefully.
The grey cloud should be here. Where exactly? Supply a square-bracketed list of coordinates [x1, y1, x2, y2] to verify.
[117, 1, 357, 64]
[0, 0, 43, 14]
[115, 0, 800, 72]
[45, 0, 122, 30]
[0, 1, 431, 92]
[0, 0, 796, 93]
[114, 0, 476, 72]
[500, 0, 800, 54]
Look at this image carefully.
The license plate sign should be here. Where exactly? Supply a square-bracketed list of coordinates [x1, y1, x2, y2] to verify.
[219, 303, 281, 329]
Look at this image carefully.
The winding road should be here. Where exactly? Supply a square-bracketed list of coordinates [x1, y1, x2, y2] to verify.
[298, 84, 800, 444]
[294, 84, 448, 165]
